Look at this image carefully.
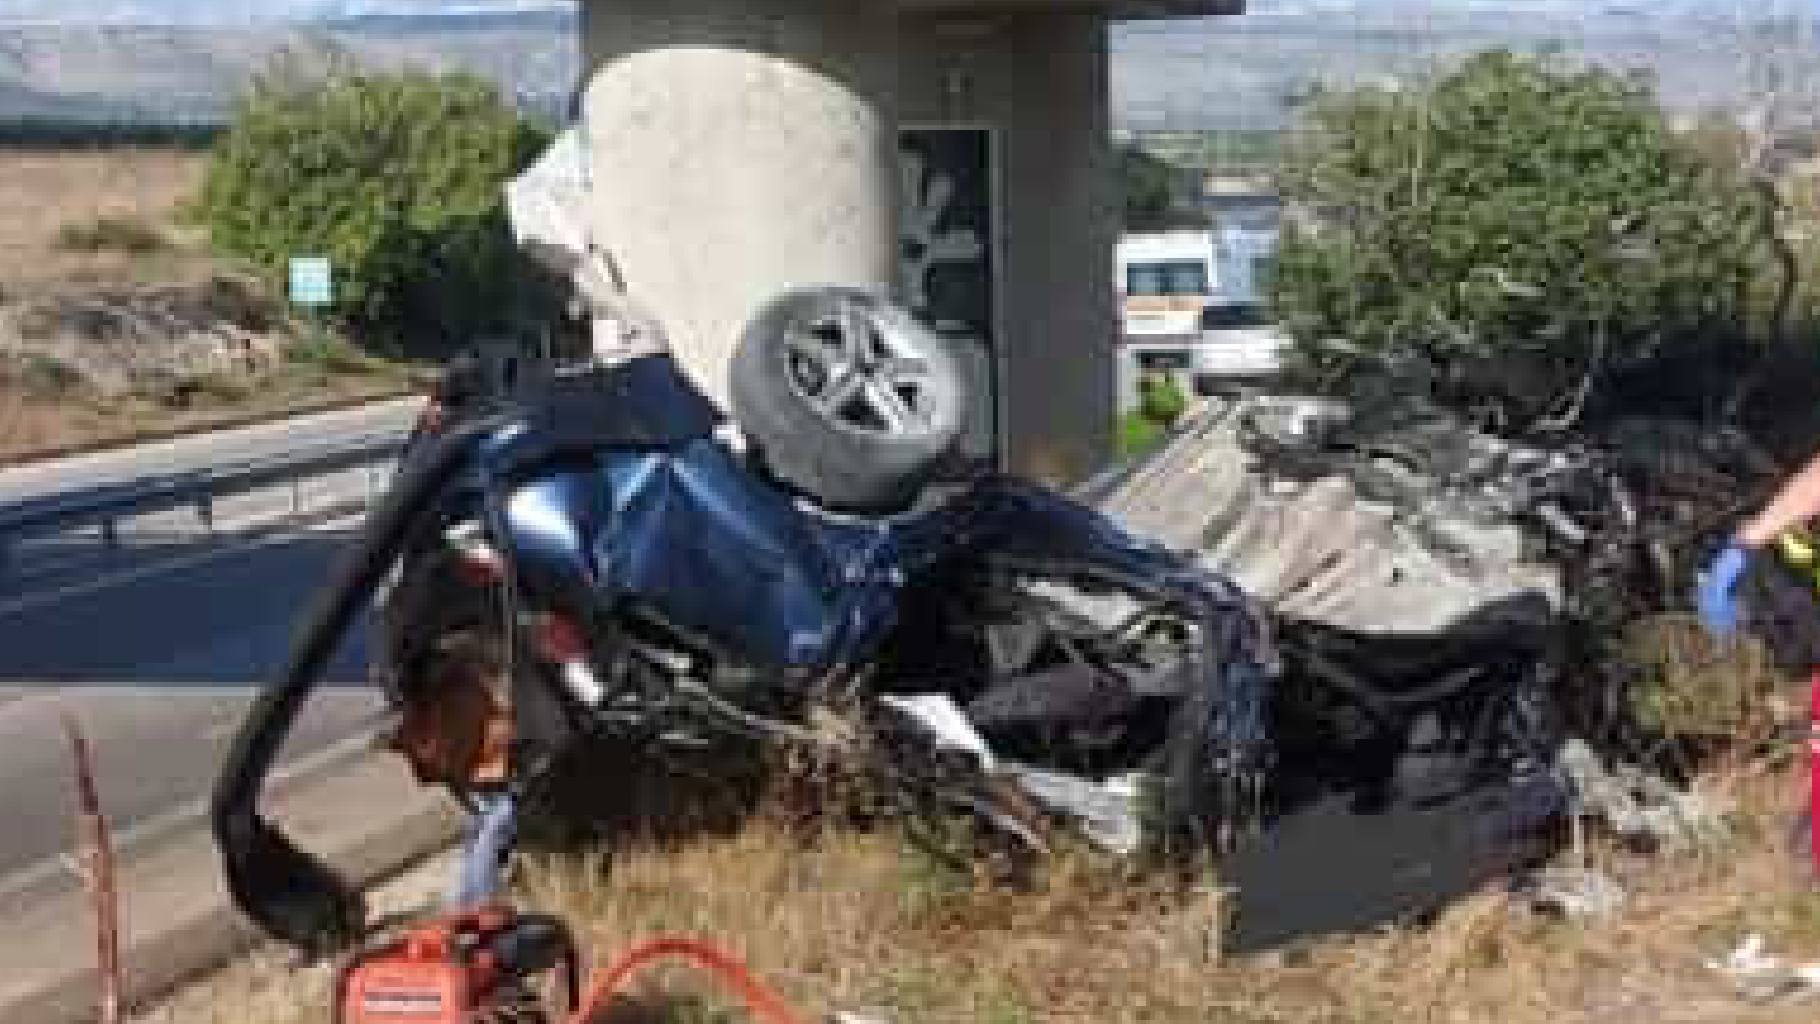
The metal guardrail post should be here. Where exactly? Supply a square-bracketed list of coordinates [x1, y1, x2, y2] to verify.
[197, 487, 216, 534]
[364, 463, 389, 506]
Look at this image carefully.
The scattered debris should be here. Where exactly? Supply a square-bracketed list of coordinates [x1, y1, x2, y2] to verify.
[1554, 739, 1730, 854]
[1511, 867, 1625, 918]
[1004, 768, 1147, 857]
[1704, 932, 1820, 1005]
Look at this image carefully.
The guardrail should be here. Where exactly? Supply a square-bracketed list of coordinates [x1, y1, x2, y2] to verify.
[0, 430, 411, 576]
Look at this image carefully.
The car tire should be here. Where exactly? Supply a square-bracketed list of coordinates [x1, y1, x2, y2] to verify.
[730, 286, 966, 513]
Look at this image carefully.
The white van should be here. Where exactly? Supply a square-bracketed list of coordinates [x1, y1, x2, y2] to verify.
[1117, 230, 1220, 340]
[1116, 229, 1289, 410]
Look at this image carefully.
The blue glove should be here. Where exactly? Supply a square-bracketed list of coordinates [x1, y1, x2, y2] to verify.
[1696, 542, 1753, 637]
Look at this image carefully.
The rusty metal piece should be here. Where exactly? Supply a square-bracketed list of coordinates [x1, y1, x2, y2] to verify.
[62, 712, 121, 1024]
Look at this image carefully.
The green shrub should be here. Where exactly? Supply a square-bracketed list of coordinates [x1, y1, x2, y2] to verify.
[56, 215, 168, 255]
[1117, 410, 1167, 458]
[1137, 370, 1188, 424]
[1620, 614, 1782, 744]
[1269, 49, 1774, 432]
[190, 66, 555, 355]
[11, 353, 86, 399]
[286, 328, 383, 375]
[1116, 371, 1191, 459]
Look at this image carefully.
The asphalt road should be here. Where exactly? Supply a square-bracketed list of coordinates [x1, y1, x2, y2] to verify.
[0, 396, 419, 507]
[0, 398, 419, 915]
[0, 513, 382, 907]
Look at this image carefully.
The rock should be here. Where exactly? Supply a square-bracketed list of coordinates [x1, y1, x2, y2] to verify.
[0, 275, 290, 397]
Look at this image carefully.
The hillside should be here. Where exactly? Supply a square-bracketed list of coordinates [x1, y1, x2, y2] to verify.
[0, 4, 1797, 132]
[1111, 3, 1768, 131]
[0, 13, 577, 124]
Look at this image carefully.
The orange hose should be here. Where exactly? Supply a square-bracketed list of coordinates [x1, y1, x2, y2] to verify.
[568, 936, 809, 1024]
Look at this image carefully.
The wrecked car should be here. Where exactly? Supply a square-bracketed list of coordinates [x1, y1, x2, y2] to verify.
[212, 273, 1584, 963]
[211, 279, 1295, 958]
[210, 129, 1582, 962]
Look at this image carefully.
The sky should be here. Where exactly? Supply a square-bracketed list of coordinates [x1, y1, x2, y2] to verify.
[0, 0, 1812, 26]
[0, 0, 573, 25]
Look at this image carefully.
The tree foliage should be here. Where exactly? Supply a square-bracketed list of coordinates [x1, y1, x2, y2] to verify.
[0, 119, 224, 149]
[191, 66, 556, 354]
[1267, 49, 1775, 432]
[1118, 145, 1202, 231]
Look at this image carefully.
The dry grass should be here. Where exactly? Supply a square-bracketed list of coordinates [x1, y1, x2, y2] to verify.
[143, 743, 1820, 1024]
[0, 148, 213, 290]
[502, 759, 1820, 1024]
[123, 554, 1820, 1024]
[0, 366, 410, 463]
[0, 147, 420, 460]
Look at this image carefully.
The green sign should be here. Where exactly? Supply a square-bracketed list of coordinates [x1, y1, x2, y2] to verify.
[289, 256, 333, 307]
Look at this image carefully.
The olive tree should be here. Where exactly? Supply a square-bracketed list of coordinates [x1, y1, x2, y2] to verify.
[1268, 49, 1775, 432]
[192, 65, 555, 354]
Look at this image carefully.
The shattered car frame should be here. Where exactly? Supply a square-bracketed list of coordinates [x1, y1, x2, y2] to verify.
[211, 127, 1584, 961]
[210, 327, 1294, 958]
[212, 332, 1584, 964]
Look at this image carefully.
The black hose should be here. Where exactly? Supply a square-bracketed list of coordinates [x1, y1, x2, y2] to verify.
[210, 414, 502, 957]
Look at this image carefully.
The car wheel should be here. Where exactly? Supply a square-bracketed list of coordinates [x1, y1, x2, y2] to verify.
[730, 286, 966, 512]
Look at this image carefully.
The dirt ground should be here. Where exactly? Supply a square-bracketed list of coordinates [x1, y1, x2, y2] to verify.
[0, 148, 216, 291]
[0, 147, 411, 462]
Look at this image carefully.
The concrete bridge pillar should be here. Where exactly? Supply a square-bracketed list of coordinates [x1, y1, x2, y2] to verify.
[577, 0, 902, 413]
[901, 11, 1117, 483]
[577, 1, 1241, 485]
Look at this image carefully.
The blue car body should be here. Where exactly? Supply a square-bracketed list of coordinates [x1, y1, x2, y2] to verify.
[213, 349, 1563, 963]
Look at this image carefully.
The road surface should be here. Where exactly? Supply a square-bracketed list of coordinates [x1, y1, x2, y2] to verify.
[0, 398, 422, 917]
[0, 512, 381, 913]
[0, 395, 419, 507]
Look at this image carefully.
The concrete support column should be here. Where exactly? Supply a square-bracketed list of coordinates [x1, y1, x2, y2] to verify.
[999, 13, 1116, 484]
[578, 0, 902, 412]
[901, 12, 1117, 484]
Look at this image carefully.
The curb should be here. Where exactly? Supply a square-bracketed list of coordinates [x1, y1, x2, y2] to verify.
[0, 749, 461, 1024]
[0, 387, 418, 472]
